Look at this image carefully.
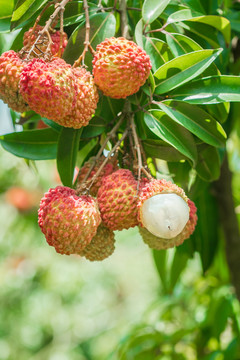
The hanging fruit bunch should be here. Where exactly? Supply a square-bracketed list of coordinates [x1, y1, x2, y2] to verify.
[4, 0, 235, 263]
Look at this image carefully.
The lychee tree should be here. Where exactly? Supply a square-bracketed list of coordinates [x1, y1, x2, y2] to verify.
[0, 0, 240, 300]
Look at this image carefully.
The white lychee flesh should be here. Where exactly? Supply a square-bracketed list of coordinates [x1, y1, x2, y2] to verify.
[141, 194, 189, 239]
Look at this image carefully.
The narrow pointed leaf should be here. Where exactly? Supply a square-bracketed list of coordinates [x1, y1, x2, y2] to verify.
[144, 37, 171, 72]
[0, 128, 58, 160]
[166, 33, 202, 57]
[167, 9, 202, 24]
[57, 128, 82, 188]
[142, 0, 171, 24]
[195, 145, 220, 181]
[11, 0, 48, 29]
[144, 110, 197, 164]
[154, 49, 222, 94]
[143, 139, 187, 162]
[171, 75, 240, 104]
[158, 100, 226, 147]
[152, 249, 168, 292]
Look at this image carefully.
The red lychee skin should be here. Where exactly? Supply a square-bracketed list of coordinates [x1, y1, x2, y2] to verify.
[138, 198, 197, 250]
[97, 169, 138, 231]
[92, 37, 152, 99]
[19, 58, 75, 122]
[0, 50, 29, 112]
[80, 224, 115, 261]
[61, 67, 99, 128]
[23, 25, 68, 58]
[38, 186, 101, 255]
[137, 178, 189, 227]
[77, 156, 118, 196]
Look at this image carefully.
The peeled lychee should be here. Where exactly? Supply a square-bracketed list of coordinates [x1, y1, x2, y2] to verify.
[97, 169, 138, 231]
[0, 50, 29, 112]
[92, 37, 151, 99]
[77, 156, 118, 196]
[38, 186, 101, 255]
[23, 25, 68, 58]
[61, 67, 99, 128]
[80, 224, 115, 261]
[19, 58, 75, 122]
[139, 199, 197, 250]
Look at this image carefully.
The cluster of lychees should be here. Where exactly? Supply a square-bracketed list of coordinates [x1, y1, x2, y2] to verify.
[38, 157, 197, 261]
[0, 25, 151, 129]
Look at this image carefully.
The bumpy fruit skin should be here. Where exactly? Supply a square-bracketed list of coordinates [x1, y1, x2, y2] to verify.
[97, 169, 138, 231]
[92, 37, 152, 99]
[23, 25, 68, 58]
[80, 224, 115, 261]
[0, 50, 29, 112]
[77, 156, 118, 196]
[62, 67, 99, 128]
[137, 179, 188, 226]
[38, 186, 101, 255]
[19, 58, 75, 122]
[139, 199, 197, 250]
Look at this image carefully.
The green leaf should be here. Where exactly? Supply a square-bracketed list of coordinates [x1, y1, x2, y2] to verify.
[187, 15, 231, 44]
[191, 187, 219, 272]
[57, 128, 82, 188]
[142, 0, 171, 24]
[169, 249, 189, 291]
[11, 0, 48, 29]
[152, 249, 168, 292]
[154, 49, 222, 94]
[144, 110, 197, 164]
[179, 21, 221, 48]
[63, 12, 116, 68]
[171, 75, 240, 104]
[143, 139, 187, 162]
[0, 17, 12, 32]
[144, 37, 171, 72]
[81, 116, 107, 138]
[62, 2, 98, 27]
[167, 9, 202, 24]
[166, 33, 202, 57]
[195, 145, 220, 181]
[0, 0, 14, 18]
[0, 128, 58, 160]
[181, 0, 205, 14]
[134, 18, 144, 48]
[158, 100, 226, 147]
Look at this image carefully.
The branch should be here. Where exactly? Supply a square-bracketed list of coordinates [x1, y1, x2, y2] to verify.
[119, 0, 130, 39]
[213, 155, 240, 301]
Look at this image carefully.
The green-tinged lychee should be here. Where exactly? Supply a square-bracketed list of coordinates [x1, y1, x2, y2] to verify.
[19, 58, 75, 122]
[23, 25, 68, 58]
[139, 199, 197, 250]
[77, 156, 118, 196]
[92, 37, 152, 99]
[80, 224, 115, 261]
[0, 50, 29, 112]
[97, 169, 138, 231]
[38, 186, 101, 255]
[61, 67, 99, 128]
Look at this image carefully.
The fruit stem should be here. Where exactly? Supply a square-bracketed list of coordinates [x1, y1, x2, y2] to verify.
[25, 0, 70, 60]
[76, 113, 126, 193]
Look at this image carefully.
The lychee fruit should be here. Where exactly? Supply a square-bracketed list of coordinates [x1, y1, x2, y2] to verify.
[19, 58, 75, 122]
[61, 66, 99, 128]
[38, 186, 101, 255]
[97, 169, 138, 231]
[80, 224, 115, 261]
[23, 25, 68, 58]
[0, 50, 29, 112]
[5, 186, 41, 212]
[138, 179, 197, 249]
[77, 156, 118, 196]
[139, 199, 197, 250]
[92, 37, 152, 99]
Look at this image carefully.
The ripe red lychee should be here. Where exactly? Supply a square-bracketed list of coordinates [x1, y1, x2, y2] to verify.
[139, 199, 197, 250]
[23, 25, 68, 58]
[97, 169, 138, 231]
[0, 50, 29, 112]
[92, 37, 151, 99]
[77, 156, 118, 196]
[38, 186, 101, 255]
[19, 58, 75, 122]
[61, 67, 99, 128]
[80, 224, 115, 261]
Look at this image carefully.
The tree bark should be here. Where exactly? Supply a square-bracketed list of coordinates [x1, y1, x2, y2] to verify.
[213, 155, 240, 300]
